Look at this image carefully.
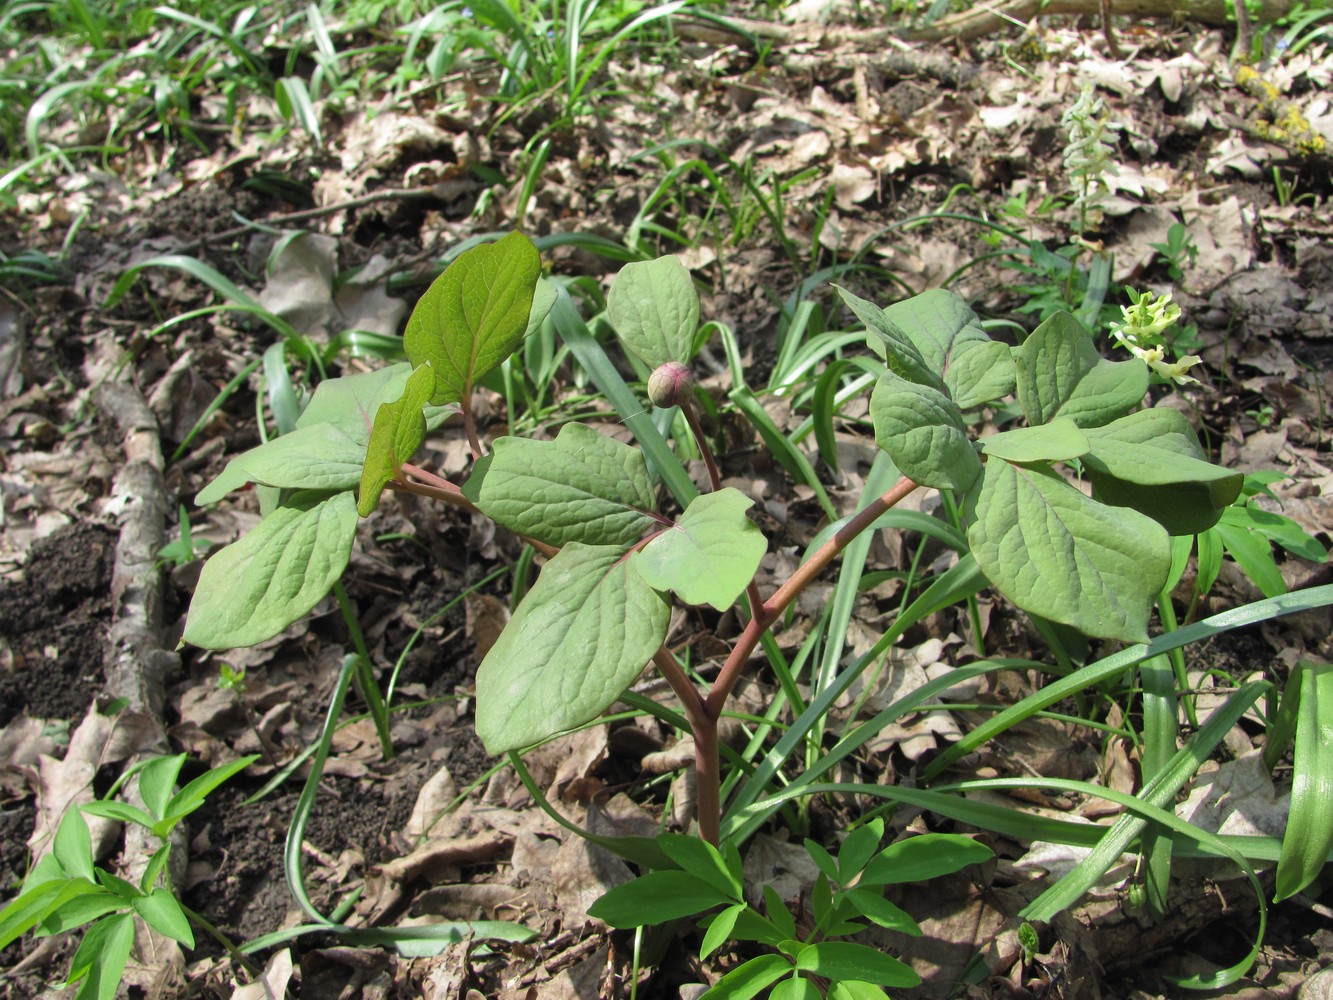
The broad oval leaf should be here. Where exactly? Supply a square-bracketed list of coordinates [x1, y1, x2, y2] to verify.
[297, 363, 410, 435]
[843, 888, 921, 935]
[636, 488, 766, 610]
[978, 417, 1089, 464]
[1014, 312, 1147, 427]
[881, 288, 984, 364]
[1082, 408, 1243, 535]
[870, 371, 981, 492]
[946, 339, 1016, 408]
[587, 870, 734, 927]
[967, 461, 1170, 642]
[184, 491, 358, 649]
[405, 231, 542, 405]
[463, 423, 658, 547]
[475, 544, 668, 753]
[606, 255, 699, 368]
[771, 976, 821, 1000]
[196, 423, 367, 505]
[835, 285, 942, 390]
[358, 362, 437, 516]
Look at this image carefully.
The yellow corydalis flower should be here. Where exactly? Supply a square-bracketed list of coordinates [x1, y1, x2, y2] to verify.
[1109, 288, 1202, 385]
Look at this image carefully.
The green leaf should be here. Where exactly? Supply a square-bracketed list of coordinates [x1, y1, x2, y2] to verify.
[880, 289, 985, 369]
[870, 371, 981, 492]
[967, 461, 1170, 643]
[830, 982, 891, 1000]
[1014, 312, 1147, 427]
[196, 423, 368, 505]
[658, 835, 743, 897]
[475, 544, 669, 753]
[80, 801, 156, 830]
[135, 755, 186, 823]
[184, 491, 359, 649]
[606, 254, 699, 367]
[1215, 515, 1287, 597]
[1082, 409, 1243, 534]
[804, 840, 841, 885]
[1275, 661, 1333, 901]
[835, 819, 884, 880]
[728, 905, 788, 948]
[296, 363, 410, 435]
[0, 880, 94, 949]
[587, 870, 733, 927]
[463, 423, 658, 548]
[945, 339, 1016, 408]
[844, 888, 921, 934]
[795, 942, 920, 988]
[860, 834, 993, 886]
[526, 277, 558, 339]
[1233, 505, 1328, 563]
[636, 489, 767, 610]
[132, 889, 195, 948]
[405, 231, 542, 405]
[700, 954, 793, 1000]
[358, 362, 436, 517]
[762, 884, 797, 939]
[771, 975, 819, 1000]
[835, 285, 943, 390]
[161, 755, 258, 833]
[700, 903, 747, 960]
[39, 890, 127, 935]
[978, 417, 1089, 463]
[53, 809, 95, 883]
[66, 911, 135, 1000]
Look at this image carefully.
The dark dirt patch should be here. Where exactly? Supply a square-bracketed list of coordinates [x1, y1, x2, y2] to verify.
[185, 760, 427, 950]
[0, 521, 115, 726]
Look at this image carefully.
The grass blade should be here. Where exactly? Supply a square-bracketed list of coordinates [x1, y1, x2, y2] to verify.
[1274, 660, 1333, 901]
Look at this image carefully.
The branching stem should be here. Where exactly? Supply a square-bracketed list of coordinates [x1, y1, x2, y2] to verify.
[675, 475, 919, 843]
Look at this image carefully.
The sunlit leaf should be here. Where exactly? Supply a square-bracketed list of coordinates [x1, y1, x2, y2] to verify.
[475, 544, 668, 753]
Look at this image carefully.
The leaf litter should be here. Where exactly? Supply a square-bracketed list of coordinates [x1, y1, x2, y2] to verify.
[1, 3, 1332, 997]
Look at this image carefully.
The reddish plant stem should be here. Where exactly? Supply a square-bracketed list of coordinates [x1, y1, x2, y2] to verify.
[389, 477, 479, 511]
[676, 476, 919, 845]
[705, 475, 918, 719]
[389, 476, 560, 561]
[652, 648, 710, 735]
[651, 648, 719, 842]
[399, 462, 456, 491]
[681, 399, 722, 493]
[461, 389, 484, 460]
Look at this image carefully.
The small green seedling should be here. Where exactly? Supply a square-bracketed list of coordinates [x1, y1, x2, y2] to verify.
[0, 754, 257, 1000]
[156, 504, 213, 567]
[1149, 220, 1199, 285]
[589, 821, 993, 998]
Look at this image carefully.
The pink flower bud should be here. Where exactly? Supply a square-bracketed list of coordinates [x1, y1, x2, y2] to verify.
[647, 362, 695, 408]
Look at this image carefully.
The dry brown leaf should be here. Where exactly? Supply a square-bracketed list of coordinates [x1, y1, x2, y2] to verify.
[231, 948, 294, 1000]
[29, 705, 160, 863]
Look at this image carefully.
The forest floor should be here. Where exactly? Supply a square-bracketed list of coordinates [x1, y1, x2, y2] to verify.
[2, 1, 1333, 997]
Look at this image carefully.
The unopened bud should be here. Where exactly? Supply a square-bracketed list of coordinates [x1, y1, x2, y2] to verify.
[647, 362, 695, 408]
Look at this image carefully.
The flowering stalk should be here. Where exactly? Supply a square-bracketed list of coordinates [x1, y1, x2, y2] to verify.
[1109, 288, 1202, 385]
